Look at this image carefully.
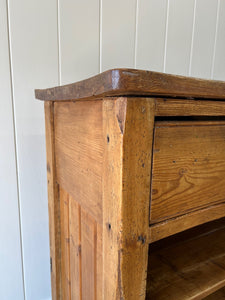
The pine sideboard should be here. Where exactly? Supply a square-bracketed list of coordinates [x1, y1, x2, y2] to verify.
[35, 69, 225, 300]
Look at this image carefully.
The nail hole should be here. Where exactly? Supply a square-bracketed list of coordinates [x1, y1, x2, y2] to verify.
[138, 235, 146, 244]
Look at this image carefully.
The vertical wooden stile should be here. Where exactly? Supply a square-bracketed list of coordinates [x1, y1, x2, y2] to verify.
[44, 102, 62, 300]
[103, 97, 155, 299]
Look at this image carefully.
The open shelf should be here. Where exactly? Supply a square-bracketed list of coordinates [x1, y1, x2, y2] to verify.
[146, 218, 225, 299]
[204, 287, 225, 299]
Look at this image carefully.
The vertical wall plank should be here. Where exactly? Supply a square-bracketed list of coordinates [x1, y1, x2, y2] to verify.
[136, 0, 168, 72]
[213, 0, 225, 80]
[58, 0, 100, 84]
[7, 0, 58, 299]
[101, 0, 137, 71]
[190, 0, 218, 78]
[0, 1, 24, 299]
[165, 0, 195, 75]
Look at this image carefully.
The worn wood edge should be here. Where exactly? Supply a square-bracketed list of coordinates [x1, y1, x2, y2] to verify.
[103, 97, 155, 299]
[44, 102, 62, 300]
[120, 98, 155, 299]
[148, 202, 225, 243]
[35, 69, 225, 101]
[155, 120, 225, 127]
[195, 280, 225, 300]
[102, 97, 125, 300]
[155, 98, 225, 116]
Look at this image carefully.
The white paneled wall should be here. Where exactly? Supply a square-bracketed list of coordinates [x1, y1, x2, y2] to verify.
[165, 0, 195, 75]
[136, 0, 168, 71]
[58, 0, 100, 84]
[101, 0, 137, 71]
[0, 1, 24, 299]
[190, 0, 219, 78]
[1, 0, 225, 299]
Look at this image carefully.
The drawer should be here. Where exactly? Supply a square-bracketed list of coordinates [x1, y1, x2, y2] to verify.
[150, 121, 225, 224]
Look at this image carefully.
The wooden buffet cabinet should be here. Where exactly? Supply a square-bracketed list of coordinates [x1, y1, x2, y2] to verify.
[35, 69, 225, 300]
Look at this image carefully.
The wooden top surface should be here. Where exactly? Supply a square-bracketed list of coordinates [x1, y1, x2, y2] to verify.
[35, 68, 225, 101]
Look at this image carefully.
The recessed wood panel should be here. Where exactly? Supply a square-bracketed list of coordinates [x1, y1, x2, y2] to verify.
[59, 186, 102, 299]
[151, 122, 225, 223]
[54, 101, 103, 222]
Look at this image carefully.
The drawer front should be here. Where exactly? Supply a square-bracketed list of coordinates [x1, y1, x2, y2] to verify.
[150, 122, 225, 224]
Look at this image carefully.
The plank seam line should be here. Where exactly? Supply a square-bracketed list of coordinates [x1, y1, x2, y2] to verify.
[134, 0, 139, 68]
[99, 0, 103, 73]
[5, 0, 26, 299]
[163, 0, 170, 73]
[188, 0, 197, 76]
[211, 0, 221, 79]
[57, 0, 62, 85]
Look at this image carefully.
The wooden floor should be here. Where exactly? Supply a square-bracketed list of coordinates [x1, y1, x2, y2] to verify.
[146, 219, 225, 300]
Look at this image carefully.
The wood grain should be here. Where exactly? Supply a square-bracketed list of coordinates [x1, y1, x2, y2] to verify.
[149, 202, 225, 243]
[103, 97, 154, 299]
[151, 122, 225, 223]
[44, 102, 62, 300]
[54, 101, 103, 223]
[69, 193, 81, 300]
[81, 209, 97, 300]
[59, 187, 71, 300]
[147, 224, 225, 299]
[155, 98, 225, 116]
[96, 223, 103, 300]
[57, 185, 102, 300]
[35, 68, 225, 101]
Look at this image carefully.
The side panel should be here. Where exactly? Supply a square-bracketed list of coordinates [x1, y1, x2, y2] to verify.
[53, 100, 103, 299]
[54, 101, 103, 223]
